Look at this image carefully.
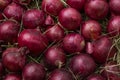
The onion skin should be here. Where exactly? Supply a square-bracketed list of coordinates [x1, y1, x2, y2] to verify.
[18, 29, 48, 56]
[107, 16, 120, 37]
[85, 0, 109, 20]
[109, 0, 120, 15]
[58, 8, 82, 30]
[13, 0, 31, 5]
[42, 0, 64, 16]
[4, 74, 21, 80]
[0, 20, 20, 43]
[22, 9, 45, 29]
[69, 54, 96, 77]
[81, 20, 102, 40]
[87, 74, 105, 80]
[63, 33, 85, 54]
[44, 46, 66, 70]
[3, 2, 24, 21]
[44, 24, 65, 43]
[0, 0, 12, 11]
[66, 0, 86, 11]
[48, 68, 74, 80]
[22, 63, 46, 80]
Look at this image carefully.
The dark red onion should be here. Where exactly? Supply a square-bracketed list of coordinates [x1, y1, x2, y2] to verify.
[3, 2, 24, 21]
[48, 68, 74, 80]
[107, 16, 120, 36]
[22, 63, 46, 80]
[81, 20, 102, 40]
[2, 47, 27, 72]
[4, 74, 21, 80]
[87, 74, 105, 80]
[85, 0, 109, 20]
[44, 15, 54, 26]
[91, 36, 116, 64]
[42, 0, 64, 16]
[22, 9, 45, 29]
[0, 62, 4, 78]
[109, 0, 120, 15]
[66, 0, 86, 11]
[18, 29, 48, 56]
[44, 46, 66, 70]
[58, 8, 82, 30]
[0, 20, 20, 43]
[0, 0, 12, 11]
[63, 33, 85, 54]
[13, 0, 31, 5]
[44, 24, 65, 43]
[69, 54, 96, 77]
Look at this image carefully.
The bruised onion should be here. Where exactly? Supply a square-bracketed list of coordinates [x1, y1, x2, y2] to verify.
[63, 33, 85, 54]
[42, 0, 64, 16]
[44, 24, 65, 43]
[2, 47, 28, 72]
[81, 20, 102, 40]
[0, 20, 20, 43]
[18, 29, 48, 56]
[66, 0, 86, 11]
[0, 0, 12, 11]
[48, 68, 74, 80]
[13, 0, 31, 5]
[22, 63, 46, 80]
[87, 74, 105, 80]
[22, 9, 45, 29]
[69, 54, 96, 77]
[4, 74, 21, 80]
[3, 2, 24, 21]
[44, 46, 66, 70]
[58, 8, 82, 30]
[85, 0, 109, 20]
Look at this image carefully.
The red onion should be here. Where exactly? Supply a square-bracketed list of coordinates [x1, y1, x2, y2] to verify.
[86, 42, 94, 54]
[22, 9, 45, 29]
[81, 20, 102, 40]
[48, 68, 74, 80]
[107, 16, 120, 37]
[109, 0, 120, 15]
[13, 0, 31, 5]
[44, 46, 66, 70]
[69, 54, 96, 77]
[3, 2, 24, 21]
[0, 62, 4, 78]
[44, 15, 54, 26]
[87, 74, 105, 80]
[66, 0, 86, 11]
[0, 0, 12, 11]
[85, 0, 109, 20]
[4, 74, 21, 80]
[0, 20, 20, 43]
[18, 29, 48, 56]
[42, 0, 64, 16]
[2, 47, 28, 72]
[22, 63, 46, 80]
[58, 8, 82, 30]
[44, 24, 65, 43]
[63, 33, 85, 54]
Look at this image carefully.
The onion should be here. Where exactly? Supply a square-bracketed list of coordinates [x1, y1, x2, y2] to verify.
[44, 46, 66, 70]
[18, 29, 48, 56]
[3, 2, 24, 21]
[107, 16, 120, 37]
[0, 62, 4, 78]
[66, 0, 86, 11]
[87, 74, 105, 80]
[109, 0, 120, 15]
[42, 0, 64, 16]
[81, 20, 102, 40]
[63, 33, 85, 54]
[58, 8, 82, 30]
[0, 20, 20, 43]
[22, 62, 46, 80]
[69, 54, 96, 77]
[85, 0, 109, 20]
[13, 0, 31, 5]
[22, 9, 45, 29]
[0, 0, 12, 11]
[44, 15, 54, 26]
[4, 74, 21, 80]
[44, 24, 65, 43]
[48, 68, 74, 80]
[2, 47, 28, 72]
